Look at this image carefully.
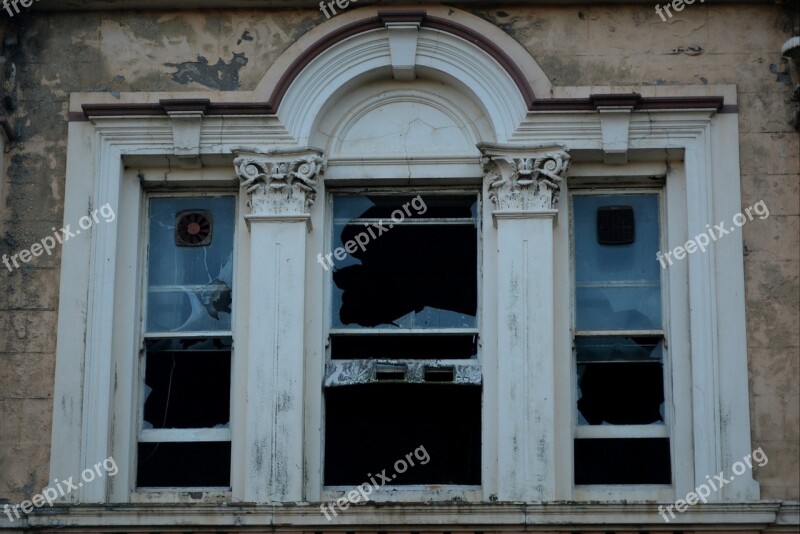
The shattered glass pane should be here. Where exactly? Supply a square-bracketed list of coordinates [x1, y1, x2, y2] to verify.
[146, 196, 235, 333]
[573, 194, 661, 331]
[331, 195, 478, 329]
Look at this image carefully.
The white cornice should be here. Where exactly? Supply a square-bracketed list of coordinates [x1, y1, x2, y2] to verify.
[18, 502, 797, 530]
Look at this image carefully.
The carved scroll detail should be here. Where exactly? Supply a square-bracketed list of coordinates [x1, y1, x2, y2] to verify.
[233, 148, 325, 215]
[480, 145, 570, 212]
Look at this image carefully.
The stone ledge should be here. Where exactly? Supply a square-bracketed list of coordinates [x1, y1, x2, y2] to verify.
[5, 501, 797, 531]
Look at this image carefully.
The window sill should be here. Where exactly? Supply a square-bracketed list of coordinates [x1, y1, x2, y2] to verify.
[130, 489, 232, 504]
[17, 501, 796, 530]
[321, 484, 482, 503]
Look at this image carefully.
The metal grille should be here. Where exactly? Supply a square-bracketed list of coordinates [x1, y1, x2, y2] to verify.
[596, 205, 635, 245]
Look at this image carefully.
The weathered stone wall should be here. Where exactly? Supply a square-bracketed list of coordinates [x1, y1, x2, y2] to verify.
[0, 2, 797, 505]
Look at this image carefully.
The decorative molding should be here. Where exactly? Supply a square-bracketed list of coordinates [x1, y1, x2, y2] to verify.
[478, 143, 570, 212]
[232, 147, 324, 217]
[597, 105, 633, 164]
[530, 93, 726, 112]
[324, 360, 482, 387]
[161, 99, 209, 168]
[74, 95, 734, 123]
[22, 501, 794, 529]
[386, 22, 420, 81]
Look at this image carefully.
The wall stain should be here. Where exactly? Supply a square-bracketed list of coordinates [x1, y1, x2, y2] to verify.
[237, 30, 254, 45]
[165, 52, 248, 90]
[770, 63, 792, 85]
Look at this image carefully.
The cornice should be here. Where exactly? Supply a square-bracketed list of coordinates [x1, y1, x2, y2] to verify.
[76, 94, 733, 123]
[17, 501, 796, 530]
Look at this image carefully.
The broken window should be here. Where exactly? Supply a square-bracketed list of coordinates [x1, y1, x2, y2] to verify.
[324, 194, 481, 486]
[137, 195, 235, 488]
[572, 192, 671, 485]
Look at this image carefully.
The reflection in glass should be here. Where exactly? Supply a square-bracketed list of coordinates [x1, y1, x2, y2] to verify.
[573, 194, 661, 331]
[146, 196, 235, 333]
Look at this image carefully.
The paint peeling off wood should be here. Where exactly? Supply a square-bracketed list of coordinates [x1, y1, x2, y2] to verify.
[324, 359, 482, 386]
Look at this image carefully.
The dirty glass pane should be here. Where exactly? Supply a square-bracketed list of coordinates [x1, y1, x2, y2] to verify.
[330, 195, 478, 329]
[575, 336, 663, 363]
[574, 194, 661, 331]
[146, 196, 235, 333]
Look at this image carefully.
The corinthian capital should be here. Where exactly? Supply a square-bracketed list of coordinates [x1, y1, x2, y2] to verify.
[478, 143, 570, 212]
[233, 147, 325, 216]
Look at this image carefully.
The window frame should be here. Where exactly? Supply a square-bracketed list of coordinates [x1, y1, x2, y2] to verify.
[569, 186, 673, 488]
[561, 165, 692, 502]
[318, 186, 485, 501]
[51, 83, 759, 513]
[134, 191, 238, 492]
[106, 167, 246, 504]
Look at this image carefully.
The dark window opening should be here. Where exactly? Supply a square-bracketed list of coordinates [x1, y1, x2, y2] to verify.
[137, 442, 231, 487]
[330, 334, 477, 360]
[331, 195, 478, 329]
[424, 366, 455, 382]
[577, 361, 664, 425]
[143, 338, 231, 429]
[324, 384, 481, 486]
[574, 438, 671, 485]
[375, 363, 407, 381]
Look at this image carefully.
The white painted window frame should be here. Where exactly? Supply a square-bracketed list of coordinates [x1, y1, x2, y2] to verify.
[566, 179, 677, 501]
[134, 190, 238, 493]
[51, 13, 757, 511]
[318, 187, 485, 502]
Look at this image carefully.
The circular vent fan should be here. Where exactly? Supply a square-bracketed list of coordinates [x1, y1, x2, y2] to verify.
[175, 210, 213, 247]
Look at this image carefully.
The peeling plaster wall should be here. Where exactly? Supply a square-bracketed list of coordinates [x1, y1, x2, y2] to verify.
[0, 2, 798, 505]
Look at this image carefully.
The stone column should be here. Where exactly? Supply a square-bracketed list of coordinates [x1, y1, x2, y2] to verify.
[479, 143, 570, 501]
[233, 147, 324, 503]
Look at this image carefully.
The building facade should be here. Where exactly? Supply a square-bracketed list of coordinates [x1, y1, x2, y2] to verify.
[0, 1, 798, 532]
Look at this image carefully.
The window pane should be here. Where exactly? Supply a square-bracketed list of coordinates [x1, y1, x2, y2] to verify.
[575, 336, 663, 363]
[146, 196, 235, 333]
[574, 438, 671, 485]
[573, 194, 661, 331]
[324, 383, 481, 485]
[137, 442, 230, 487]
[143, 338, 231, 429]
[331, 195, 478, 329]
